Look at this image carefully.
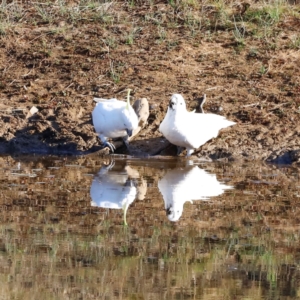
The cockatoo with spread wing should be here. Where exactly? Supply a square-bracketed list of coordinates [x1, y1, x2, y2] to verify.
[92, 89, 139, 152]
[90, 162, 138, 225]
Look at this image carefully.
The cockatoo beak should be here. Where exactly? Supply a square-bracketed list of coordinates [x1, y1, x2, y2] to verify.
[169, 100, 175, 110]
[126, 128, 133, 137]
[166, 206, 171, 216]
[126, 89, 131, 110]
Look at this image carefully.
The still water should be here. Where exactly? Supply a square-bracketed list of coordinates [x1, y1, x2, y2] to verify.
[0, 155, 300, 300]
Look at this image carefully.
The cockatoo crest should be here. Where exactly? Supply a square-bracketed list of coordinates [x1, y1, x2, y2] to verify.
[126, 89, 131, 110]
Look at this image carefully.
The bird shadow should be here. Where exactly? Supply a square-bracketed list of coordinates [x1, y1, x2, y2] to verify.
[114, 136, 173, 157]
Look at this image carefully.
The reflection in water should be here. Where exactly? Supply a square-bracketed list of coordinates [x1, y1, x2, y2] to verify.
[90, 161, 146, 225]
[158, 165, 232, 221]
[1, 156, 300, 299]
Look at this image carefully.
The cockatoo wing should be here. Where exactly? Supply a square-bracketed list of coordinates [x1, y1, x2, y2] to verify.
[93, 98, 119, 103]
[158, 166, 232, 221]
[183, 113, 236, 149]
[92, 100, 127, 138]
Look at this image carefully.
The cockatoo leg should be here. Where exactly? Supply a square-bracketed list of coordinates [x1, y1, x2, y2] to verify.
[99, 134, 115, 152]
[104, 141, 116, 152]
[186, 148, 194, 157]
[106, 160, 115, 170]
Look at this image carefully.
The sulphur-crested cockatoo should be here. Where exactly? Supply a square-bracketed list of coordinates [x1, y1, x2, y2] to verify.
[159, 94, 236, 157]
[92, 89, 139, 152]
[90, 162, 142, 225]
[158, 165, 232, 222]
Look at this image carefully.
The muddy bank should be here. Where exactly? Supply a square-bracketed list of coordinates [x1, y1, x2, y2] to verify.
[0, 1, 299, 164]
[0, 100, 299, 165]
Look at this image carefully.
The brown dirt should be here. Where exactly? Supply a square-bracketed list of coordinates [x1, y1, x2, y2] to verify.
[0, 1, 300, 164]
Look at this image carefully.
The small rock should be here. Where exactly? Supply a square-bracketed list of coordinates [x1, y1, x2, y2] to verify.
[229, 139, 238, 146]
[129, 98, 150, 141]
[133, 98, 149, 128]
[290, 150, 300, 162]
[263, 137, 274, 146]
[149, 103, 157, 111]
[26, 106, 39, 119]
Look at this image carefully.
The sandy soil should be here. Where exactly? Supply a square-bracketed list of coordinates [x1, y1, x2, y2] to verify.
[0, 1, 299, 164]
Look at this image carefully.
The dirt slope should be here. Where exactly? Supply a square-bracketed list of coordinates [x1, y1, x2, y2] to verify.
[0, 1, 299, 163]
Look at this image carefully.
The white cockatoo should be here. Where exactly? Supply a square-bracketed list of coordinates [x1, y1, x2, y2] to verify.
[92, 89, 139, 152]
[90, 162, 145, 225]
[158, 165, 232, 222]
[159, 94, 236, 157]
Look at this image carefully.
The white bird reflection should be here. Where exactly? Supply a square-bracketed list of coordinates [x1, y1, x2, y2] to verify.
[158, 165, 232, 222]
[90, 162, 146, 225]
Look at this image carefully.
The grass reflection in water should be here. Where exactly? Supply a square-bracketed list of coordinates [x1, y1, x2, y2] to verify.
[0, 155, 299, 299]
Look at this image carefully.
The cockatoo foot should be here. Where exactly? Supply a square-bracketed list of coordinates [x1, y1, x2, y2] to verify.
[186, 149, 194, 157]
[103, 141, 116, 152]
